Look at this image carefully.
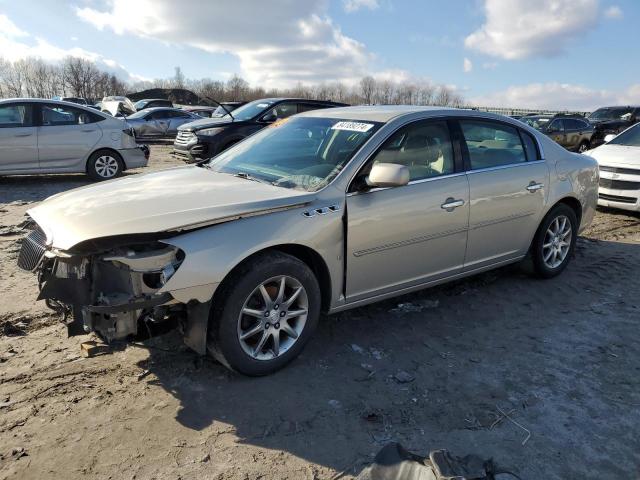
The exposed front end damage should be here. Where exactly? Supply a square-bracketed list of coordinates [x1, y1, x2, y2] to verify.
[19, 224, 207, 349]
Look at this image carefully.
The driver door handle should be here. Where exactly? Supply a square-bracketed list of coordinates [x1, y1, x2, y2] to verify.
[441, 198, 465, 210]
[526, 182, 544, 192]
[14, 132, 32, 137]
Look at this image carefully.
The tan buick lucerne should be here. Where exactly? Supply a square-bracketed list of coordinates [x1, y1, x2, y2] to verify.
[18, 106, 598, 375]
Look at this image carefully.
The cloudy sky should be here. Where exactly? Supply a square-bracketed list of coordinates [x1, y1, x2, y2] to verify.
[0, 0, 638, 109]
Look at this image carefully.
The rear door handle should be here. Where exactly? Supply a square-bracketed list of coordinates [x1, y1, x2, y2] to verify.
[81, 129, 96, 133]
[526, 182, 544, 192]
[441, 198, 465, 211]
[14, 133, 32, 137]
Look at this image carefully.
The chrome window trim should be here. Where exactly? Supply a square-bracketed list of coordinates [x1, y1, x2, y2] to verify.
[465, 159, 546, 175]
[346, 171, 467, 197]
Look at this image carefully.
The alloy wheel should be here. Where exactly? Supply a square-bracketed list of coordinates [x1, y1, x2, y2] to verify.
[542, 215, 572, 269]
[237, 275, 308, 361]
[94, 155, 119, 178]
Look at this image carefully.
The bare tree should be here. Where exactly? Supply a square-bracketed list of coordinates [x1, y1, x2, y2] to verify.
[359, 76, 376, 104]
[226, 74, 249, 100]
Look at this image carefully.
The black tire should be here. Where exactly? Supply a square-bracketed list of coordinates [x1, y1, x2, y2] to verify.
[208, 252, 321, 376]
[87, 150, 124, 181]
[577, 141, 590, 153]
[530, 204, 578, 278]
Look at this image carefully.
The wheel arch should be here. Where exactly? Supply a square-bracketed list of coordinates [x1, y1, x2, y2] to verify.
[554, 196, 583, 229]
[86, 147, 125, 173]
[211, 243, 333, 315]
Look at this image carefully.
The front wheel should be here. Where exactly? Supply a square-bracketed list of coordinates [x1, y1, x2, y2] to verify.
[208, 252, 321, 376]
[531, 204, 578, 278]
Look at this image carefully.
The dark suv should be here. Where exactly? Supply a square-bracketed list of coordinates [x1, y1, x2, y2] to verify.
[587, 106, 640, 147]
[521, 114, 594, 152]
[172, 98, 348, 162]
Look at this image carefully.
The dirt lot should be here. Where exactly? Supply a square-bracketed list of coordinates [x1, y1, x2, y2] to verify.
[1, 145, 640, 479]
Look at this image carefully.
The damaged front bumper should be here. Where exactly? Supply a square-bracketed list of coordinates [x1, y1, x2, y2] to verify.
[17, 224, 209, 352]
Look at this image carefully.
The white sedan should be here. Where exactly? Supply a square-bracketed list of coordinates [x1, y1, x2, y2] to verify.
[584, 123, 640, 212]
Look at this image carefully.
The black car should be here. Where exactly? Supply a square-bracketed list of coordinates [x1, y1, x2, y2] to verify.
[587, 106, 640, 147]
[172, 98, 348, 162]
[521, 114, 594, 152]
[134, 98, 174, 111]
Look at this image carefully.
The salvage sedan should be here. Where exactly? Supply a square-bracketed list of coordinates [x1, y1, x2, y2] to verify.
[126, 107, 200, 139]
[18, 106, 598, 375]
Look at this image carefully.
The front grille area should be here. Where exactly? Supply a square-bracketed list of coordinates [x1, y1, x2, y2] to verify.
[599, 178, 640, 190]
[174, 130, 195, 146]
[599, 193, 637, 204]
[599, 165, 640, 176]
[17, 226, 47, 271]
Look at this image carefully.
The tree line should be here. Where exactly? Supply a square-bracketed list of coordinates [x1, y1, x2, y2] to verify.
[0, 57, 128, 101]
[0, 58, 465, 107]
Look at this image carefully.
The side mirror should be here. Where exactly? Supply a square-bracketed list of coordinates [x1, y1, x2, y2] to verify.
[261, 111, 277, 123]
[367, 163, 410, 188]
[604, 134, 617, 143]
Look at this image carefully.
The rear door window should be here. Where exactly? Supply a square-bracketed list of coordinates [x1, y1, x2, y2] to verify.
[520, 131, 540, 161]
[459, 120, 527, 170]
[41, 104, 100, 126]
[0, 103, 33, 128]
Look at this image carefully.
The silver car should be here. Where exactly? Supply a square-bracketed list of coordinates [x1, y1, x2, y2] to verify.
[125, 107, 200, 139]
[18, 106, 598, 375]
[0, 98, 148, 180]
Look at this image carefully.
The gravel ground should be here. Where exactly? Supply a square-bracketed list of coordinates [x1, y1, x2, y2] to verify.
[1, 145, 639, 479]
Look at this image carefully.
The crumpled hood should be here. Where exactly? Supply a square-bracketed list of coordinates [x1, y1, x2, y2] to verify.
[179, 116, 234, 131]
[586, 144, 640, 166]
[28, 166, 313, 251]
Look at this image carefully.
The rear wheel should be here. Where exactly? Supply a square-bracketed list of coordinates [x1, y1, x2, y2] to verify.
[87, 150, 124, 180]
[208, 252, 321, 376]
[530, 204, 578, 278]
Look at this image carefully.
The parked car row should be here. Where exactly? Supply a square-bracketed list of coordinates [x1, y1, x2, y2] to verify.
[518, 105, 640, 153]
[15, 105, 598, 375]
[172, 98, 348, 162]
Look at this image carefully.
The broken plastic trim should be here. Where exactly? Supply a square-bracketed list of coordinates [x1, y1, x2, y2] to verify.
[85, 292, 173, 315]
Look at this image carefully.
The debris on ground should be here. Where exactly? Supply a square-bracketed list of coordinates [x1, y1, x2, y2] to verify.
[393, 370, 415, 384]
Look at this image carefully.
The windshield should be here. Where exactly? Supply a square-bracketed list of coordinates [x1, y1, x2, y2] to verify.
[588, 108, 634, 121]
[522, 116, 552, 131]
[220, 99, 277, 121]
[133, 100, 147, 109]
[204, 116, 381, 192]
[608, 123, 640, 146]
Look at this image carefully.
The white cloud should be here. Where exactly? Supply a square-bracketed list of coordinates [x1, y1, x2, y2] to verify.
[465, 0, 598, 60]
[463, 57, 473, 73]
[0, 15, 143, 82]
[76, 0, 376, 88]
[343, 0, 380, 13]
[471, 82, 640, 111]
[0, 14, 28, 38]
[604, 5, 623, 19]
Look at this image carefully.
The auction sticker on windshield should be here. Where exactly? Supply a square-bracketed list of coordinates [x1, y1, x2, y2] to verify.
[331, 121, 374, 133]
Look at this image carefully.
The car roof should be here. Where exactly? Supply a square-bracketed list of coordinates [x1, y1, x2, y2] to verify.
[139, 107, 186, 113]
[0, 98, 104, 111]
[298, 105, 462, 122]
[137, 98, 171, 102]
